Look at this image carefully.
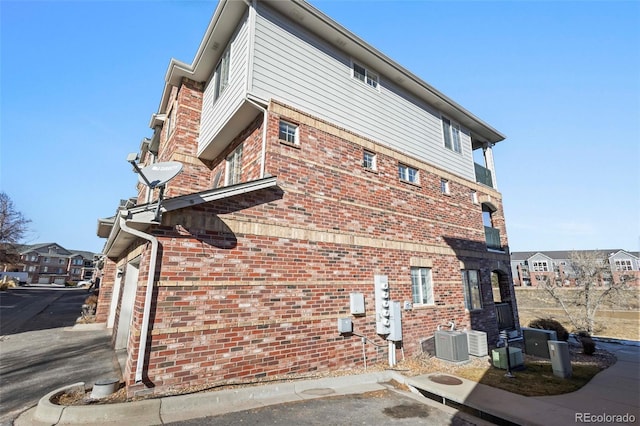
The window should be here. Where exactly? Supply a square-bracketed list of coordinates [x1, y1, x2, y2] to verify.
[363, 150, 376, 170]
[214, 46, 231, 101]
[462, 270, 482, 310]
[398, 164, 418, 184]
[72, 268, 81, 274]
[532, 261, 549, 272]
[43, 257, 50, 263]
[43, 266, 49, 272]
[59, 259, 65, 264]
[278, 120, 299, 145]
[411, 267, 434, 305]
[225, 144, 243, 185]
[442, 117, 461, 153]
[28, 266, 36, 272]
[615, 259, 633, 271]
[440, 178, 450, 194]
[167, 106, 176, 135]
[352, 62, 378, 89]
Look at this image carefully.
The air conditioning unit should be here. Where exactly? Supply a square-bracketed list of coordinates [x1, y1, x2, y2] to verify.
[466, 330, 488, 357]
[522, 327, 557, 359]
[435, 331, 469, 362]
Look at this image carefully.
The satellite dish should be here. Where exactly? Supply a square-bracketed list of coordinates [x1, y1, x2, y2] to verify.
[138, 161, 183, 188]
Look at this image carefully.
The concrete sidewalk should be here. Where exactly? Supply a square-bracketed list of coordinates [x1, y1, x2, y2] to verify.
[407, 340, 639, 426]
[13, 339, 639, 426]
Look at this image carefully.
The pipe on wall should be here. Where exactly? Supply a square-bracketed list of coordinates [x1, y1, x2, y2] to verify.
[119, 217, 159, 383]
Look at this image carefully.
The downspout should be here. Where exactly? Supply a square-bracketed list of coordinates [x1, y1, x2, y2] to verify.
[119, 216, 159, 383]
[246, 96, 268, 179]
[244, 0, 267, 179]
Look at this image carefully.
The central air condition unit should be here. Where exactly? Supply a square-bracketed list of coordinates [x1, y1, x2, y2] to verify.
[466, 330, 488, 357]
[435, 331, 469, 362]
[522, 327, 557, 359]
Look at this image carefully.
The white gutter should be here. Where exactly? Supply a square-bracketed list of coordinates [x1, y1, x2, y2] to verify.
[246, 96, 268, 179]
[119, 216, 159, 383]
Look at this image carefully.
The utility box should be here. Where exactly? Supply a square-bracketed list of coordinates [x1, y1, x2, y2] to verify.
[350, 293, 365, 315]
[522, 327, 557, 359]
[491, 347, 524, 370]
[548, 340, 572, 378]
[388, 301, 402, 341]
[337, 318, 352, 334]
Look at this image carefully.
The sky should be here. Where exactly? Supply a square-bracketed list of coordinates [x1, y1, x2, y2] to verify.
[1, 0, 639, 255]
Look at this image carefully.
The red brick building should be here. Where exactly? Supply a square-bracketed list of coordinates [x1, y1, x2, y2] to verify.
[96, 0, 518, 398]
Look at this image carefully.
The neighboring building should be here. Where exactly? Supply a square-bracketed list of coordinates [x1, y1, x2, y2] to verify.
[95, 0, 517, 398]
[1, 243, 97, 284]
[511, 250, 640, 287]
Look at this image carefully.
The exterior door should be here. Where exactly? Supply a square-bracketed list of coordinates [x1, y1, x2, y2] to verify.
[115, 259, 139, 350]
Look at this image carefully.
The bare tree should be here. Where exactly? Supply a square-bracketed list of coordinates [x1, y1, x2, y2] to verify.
[537, 251, 634, 335]
[0, 192, 31, 266]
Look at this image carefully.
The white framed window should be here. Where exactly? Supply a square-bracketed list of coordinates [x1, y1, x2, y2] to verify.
[214, 45, 231, 101]
[43, 266, 49, 272]
[440, 178, 450, 195]
[532, 261, 549, 272]
[278, 120, 299, 145]
[615, 259, 633, 271]
[363, 150, 376, 170]
[411, 267, 434, 305]
[352, 62, 378, 89]
[462, 270, 482, 311]
[398, 164, 418, 184]
[28, 266, 36, 272]
[442, 116, 461, 153]
[225, 144, 243, 186]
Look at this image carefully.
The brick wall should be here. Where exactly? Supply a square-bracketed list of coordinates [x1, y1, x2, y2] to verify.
[113, 100, 514, 398]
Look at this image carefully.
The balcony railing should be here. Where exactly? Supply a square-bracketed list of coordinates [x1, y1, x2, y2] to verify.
[474, 163, 494, 188]
[484, 226, 501, 250]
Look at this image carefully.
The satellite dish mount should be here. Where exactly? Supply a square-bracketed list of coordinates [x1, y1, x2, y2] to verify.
[128, 153, 183, 222]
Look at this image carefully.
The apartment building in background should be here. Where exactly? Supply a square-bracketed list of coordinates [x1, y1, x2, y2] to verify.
[1, 243, 97, 284]
[95, 0, 517, 398]
[511, 250, 640, 287]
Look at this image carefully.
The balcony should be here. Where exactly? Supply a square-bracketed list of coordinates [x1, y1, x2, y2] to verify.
[474, 163, 494, 188]
[484, 226, 501, 250]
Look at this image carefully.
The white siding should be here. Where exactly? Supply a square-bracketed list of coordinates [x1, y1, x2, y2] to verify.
[199, 11, 251, 156]
[250, 4, 476, 181]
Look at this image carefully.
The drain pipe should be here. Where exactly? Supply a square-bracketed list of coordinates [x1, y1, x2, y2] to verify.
[246, 96, 268, 179]
[119, 216, 159, 383]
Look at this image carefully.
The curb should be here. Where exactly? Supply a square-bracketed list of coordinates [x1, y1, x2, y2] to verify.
[25, 371, 405, 425]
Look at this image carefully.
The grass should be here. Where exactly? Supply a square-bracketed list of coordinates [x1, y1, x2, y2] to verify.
[456, 361, 603, 396]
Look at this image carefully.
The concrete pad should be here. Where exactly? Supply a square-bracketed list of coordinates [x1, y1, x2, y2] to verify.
[58, 399, 162, 425]
[160, 382, 301, 423]
[407, 373, 578, 426]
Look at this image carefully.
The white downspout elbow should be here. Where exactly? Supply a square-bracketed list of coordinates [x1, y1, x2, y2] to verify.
[119, 217, 159, 383]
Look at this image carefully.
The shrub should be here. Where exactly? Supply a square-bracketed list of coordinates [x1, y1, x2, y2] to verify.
[84, 294, 98, 306]
[577, 331, 596, 355]
[528, 318, 569, 341]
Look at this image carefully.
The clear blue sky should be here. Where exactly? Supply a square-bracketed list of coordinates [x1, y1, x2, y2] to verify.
[1, 1, 639, 255]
